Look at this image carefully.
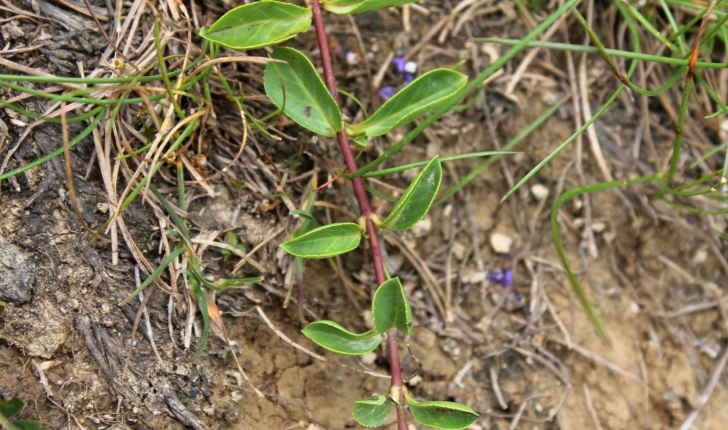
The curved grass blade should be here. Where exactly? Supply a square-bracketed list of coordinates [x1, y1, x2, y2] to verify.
[280, 222, 363, 259]
[551, 174, 660, 339]
[264, 47, 343, 137]
[372, 277, 412, 334]
[381, 156, 441, 231]
[347, 70, 467, 137]
[324, 0, 416, 15]
[302, 321, 383, 355]
[352, 395, 394, 428]
[200, 2, 312, 50]
[405, 393, 478, 430]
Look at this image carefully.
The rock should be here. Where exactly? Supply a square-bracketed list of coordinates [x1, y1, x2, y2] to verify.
[692, 248, 708, 265]
[0, 297, 67, 358]
[530, 184, 549, 200]
[411, 216, 432, 238]
[489, 233, 513, 254]
[0, 236, 35, 305]
[451, 242, 466, 260]
[591, 222, 607, 233]
[361, 352, 377, 365]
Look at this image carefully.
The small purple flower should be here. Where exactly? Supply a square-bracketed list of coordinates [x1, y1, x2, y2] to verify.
[403, 73, 414, 85]
[488, 268, 512, 288]
[379, 86, 397, 100]
[490, 267, 521, 300]
[392, 56, 407, 73]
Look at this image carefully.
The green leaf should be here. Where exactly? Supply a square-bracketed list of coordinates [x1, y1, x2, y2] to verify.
[323, 0, 417, 15]
[12, 420, 42, 430]
[187, 275, 210, 362]
[280, 222, 363, 259]
[200, 2, 312, 50]
[347, 70, 467, 137]
[381, 156, 442, 231]
[264, 47, 343, 137]
[0, 398, 23, 418]
[352, 395, 394, 427]
[406, 396, 479, 430]
[372, 277, 412, 335]
[302, 321, 383, 355]
[215, 277, 263, 289]
[351, 134, 368, 147]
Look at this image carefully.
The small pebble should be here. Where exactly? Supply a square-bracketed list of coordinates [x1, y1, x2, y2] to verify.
[489, 232, 513, 254]
[530, 184, 549, 200]
[404, 61, 417, 74]
[411, 216, 432, 238]
[591, 222, 607, 233]
[692, 248, 708, 265]
[345, 51, 360, 65]
[408, 375, 423, 386]
[361, 352, 377, 365]
[630, 301, 640, 314]
[451, 242, 466, 260]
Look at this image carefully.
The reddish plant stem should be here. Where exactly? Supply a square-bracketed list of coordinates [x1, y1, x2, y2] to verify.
[310, 0, 407, 427]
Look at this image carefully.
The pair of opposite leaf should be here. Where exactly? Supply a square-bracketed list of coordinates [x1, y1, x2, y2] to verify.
[264, 46, 466, 143]
[301, 276, 410, 356]
[353, 391, 479, 429]
[301, 276, 478, 430]
[200, 2, 468, 142]
[280, 155, 442, 259]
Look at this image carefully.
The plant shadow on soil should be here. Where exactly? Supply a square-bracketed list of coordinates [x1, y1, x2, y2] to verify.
[1, 1, 728, 429]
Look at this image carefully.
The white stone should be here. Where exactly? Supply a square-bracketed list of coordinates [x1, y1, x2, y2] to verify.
[693, 248, 708, 265]
[361, 352, 377, 365]
[451, 242, 466, 260]
[489, 233, 513, 254]
[408, 375, 423, 386]
[530, 184, 549, 200]
[591, 222, 607, 233]
[345, 51, 360, 65]
[404, 61, 417, 74]
[411, 216, 432, 238]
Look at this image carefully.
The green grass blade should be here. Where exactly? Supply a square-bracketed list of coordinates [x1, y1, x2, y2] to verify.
[501, 86, 625, 203]
[120, 245, 184, 305]
[437, 99, 563, 203]
[551, 174, 660, 339]
[362, 151, 518, 178]
[351, 0, 582, 177]
[0, 109, 106, 181]
[476, 38, 727, 68]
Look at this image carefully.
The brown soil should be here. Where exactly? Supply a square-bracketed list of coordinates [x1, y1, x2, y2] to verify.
[1, 1, 727, 430]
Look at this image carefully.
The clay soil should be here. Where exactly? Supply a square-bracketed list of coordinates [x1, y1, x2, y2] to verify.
[1, 0, 727, 429]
